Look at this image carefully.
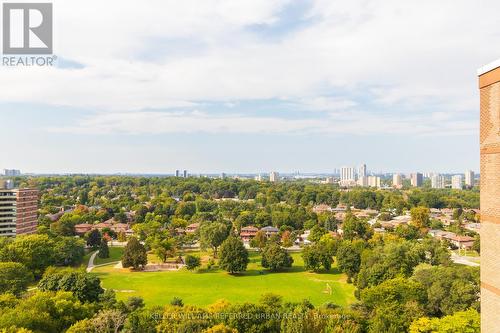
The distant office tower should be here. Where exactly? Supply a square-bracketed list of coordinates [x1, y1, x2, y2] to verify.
[392, 174, 403, 189]
[358, 164, 367, 178]
[3, 169, 20, 176]
[464, 170, 474, 187]
[367, 176, 381, 188]
[478, 58, 500, 331]
[411, 173, 423, 187]
[175, 170, 180, 177]
[269, 171, 279, 182]
[431, 174, 445, 189]
[220, 173, 226, 179]
[451, 175, 463, 190]
[0, 186, 38, 237]
[183, 170, 187, 178]
[357, 176, 368, 187]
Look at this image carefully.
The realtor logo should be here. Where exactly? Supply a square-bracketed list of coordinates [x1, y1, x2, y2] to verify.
[3, 3, 53, 54]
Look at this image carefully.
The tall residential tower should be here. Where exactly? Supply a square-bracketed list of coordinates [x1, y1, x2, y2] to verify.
[478, 58, 500, 332]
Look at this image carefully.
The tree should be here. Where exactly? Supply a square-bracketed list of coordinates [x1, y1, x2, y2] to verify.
[151, 237, 176, 263]
[0, 234, 55, 278]
[218, 236, 249, 274]
[342, 213, 373, 240]
[302, 243, 333, 272]
[472, 234, 480, 253]
[250, 230, 267, 250]
[281, 230, 293, 248]
[261, 243, 293, 271]
[53, 236, 85, 266]
[38, 269, 104, 303]
[86, 229, 102, 249]
[0, 262, 33, 296]
[409, 309, 480, 333]
[122, 237, 147, 270]
[336, 242, 361, 282]
[308, 225, 327, 243]
[98, 239, 110, 259]
[203, 324, 238, 333]
[410, 206, 430, 229]
[185, 255, 201, 271]
[200, 222, 229, 257]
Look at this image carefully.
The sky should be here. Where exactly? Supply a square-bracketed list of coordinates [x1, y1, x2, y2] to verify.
[1, 0, 499, 174]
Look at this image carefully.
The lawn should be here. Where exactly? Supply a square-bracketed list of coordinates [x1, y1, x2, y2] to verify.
[92, 252, 356, 307]
[94, 247, 124, 265]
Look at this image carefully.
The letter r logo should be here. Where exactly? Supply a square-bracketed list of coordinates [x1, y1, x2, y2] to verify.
[3, 3, 53, 54]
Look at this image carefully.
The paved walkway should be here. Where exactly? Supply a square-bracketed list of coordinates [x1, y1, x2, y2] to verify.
[86, 250, 99, 272]
[451, 252, 480, 267]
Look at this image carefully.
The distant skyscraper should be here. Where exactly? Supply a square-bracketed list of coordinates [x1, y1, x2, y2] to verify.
[465, 170, 474, 187]
[411, 173, 423, 187]
[175, 170, 180, 177]
[431, 174, 445, 189]
[358, 164, 367, 178]
[451, 175, 463, 190]
[269, 171, 279, 182]
[392, 174, 403, 189]
[220, 172, 226, 179]
[3, 169, 20, 176]
[183, 170, 188, 178]
[255, 174, 263, 181]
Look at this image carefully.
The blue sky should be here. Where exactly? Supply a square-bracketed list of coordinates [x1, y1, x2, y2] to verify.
[1, 0, 499, 174]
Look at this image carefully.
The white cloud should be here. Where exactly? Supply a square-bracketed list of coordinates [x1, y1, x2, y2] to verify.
[0, 0, 498, 131]
[49, 109, 477, 137]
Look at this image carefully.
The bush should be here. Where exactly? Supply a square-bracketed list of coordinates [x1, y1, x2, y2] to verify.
[185, 255, 201, 271]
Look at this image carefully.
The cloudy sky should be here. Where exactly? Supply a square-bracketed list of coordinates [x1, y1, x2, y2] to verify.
[1, 0, 499, 174]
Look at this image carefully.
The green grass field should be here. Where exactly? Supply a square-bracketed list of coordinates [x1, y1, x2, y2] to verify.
[94, 247, 124, 265]
[92, 252, 356, 307]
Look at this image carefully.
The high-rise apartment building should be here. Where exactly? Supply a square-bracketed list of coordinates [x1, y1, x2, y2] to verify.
[183, 170, 188, 178]
[411, 173, 423, 187]
[451, 175, 462, 190]
[3, 169, 21, 176]
[431, 174, 445, 189]
[358, 164, 366, 178]
[175, 170, 180, 177]
[340, 167, 356, 187]
[479, 59, 500, 332]
[269, 171, 279, 182]
[0, 186, 38, 237]
[465, 170, 474, 187]
[478, 59, 500, 333]
[367, 176, 381, 188]
[357, 176, 368, 187]
[392, 173, 403, 189]
[340, 167, 355, 181]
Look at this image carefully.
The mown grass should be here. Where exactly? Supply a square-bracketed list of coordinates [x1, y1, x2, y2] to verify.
[94, 247, 124, 265]
[92, 251, 356, 307]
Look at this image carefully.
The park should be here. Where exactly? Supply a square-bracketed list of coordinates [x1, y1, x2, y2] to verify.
[90, 249, 356, 307]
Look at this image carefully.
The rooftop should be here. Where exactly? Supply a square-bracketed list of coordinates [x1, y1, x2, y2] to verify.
[478, 58, 500, 76]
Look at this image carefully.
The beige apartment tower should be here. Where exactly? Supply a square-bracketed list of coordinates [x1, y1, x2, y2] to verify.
[479, 59, 500, 332]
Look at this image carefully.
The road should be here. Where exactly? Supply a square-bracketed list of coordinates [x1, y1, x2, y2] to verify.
[451, 252, 480, 267]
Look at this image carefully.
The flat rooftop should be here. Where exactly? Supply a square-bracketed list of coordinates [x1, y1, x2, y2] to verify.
[478, 58, 500, 76]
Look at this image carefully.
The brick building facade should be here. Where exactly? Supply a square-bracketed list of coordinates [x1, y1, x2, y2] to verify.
[479, 59, 500, 332]
[0, 188, 39, 237]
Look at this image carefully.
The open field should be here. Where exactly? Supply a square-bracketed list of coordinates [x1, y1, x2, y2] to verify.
[92, 252, 356, 307]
